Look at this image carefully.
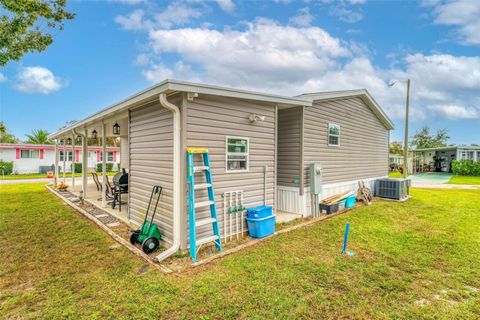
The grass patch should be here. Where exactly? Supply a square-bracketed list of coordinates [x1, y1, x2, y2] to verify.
[0, 172, 118, 180]
[1, 184, 480, 318]
[448, 175, 480, 185]
[388, 171, 404, 178]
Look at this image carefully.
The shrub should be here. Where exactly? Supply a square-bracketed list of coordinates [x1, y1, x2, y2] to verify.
[72, 163, 83, 173]
[451, 160, 480, 176]
[0, 160, 13, 175]
[96, 163, 113, 172]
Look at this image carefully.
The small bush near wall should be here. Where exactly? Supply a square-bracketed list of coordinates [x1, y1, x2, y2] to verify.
[452, 160, 480, 176]
[96, 163, 113, 172]
[73, 163, 83, 173]
[0, 160, 13, 175]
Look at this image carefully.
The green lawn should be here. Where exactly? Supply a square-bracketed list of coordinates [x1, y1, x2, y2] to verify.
[388, 171, 404, 178]
[1, 184, 480, 319]
[0, 171, 118, 180]
[448, 175, 480, 185]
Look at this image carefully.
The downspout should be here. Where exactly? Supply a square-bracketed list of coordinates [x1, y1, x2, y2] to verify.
[156, 93, 181, 262]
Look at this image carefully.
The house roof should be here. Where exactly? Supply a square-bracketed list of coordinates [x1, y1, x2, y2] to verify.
[296, 89, 395, 130]
[414, 145, 480, 152]
[49, 79, 313, 139]
[50, 80, 394, 139]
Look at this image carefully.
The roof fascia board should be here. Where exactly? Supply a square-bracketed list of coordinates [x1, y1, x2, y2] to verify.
[164, 80, 312, 106]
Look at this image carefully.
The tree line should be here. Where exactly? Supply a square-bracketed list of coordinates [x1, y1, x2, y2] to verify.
[389, 126, 451, 156]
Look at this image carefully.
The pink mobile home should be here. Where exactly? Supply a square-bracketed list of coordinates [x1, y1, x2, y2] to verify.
[0, 143, 120, 174]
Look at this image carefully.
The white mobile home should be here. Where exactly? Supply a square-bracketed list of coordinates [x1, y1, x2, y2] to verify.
[0, 143, 120, 174]
[49, 80, 393, 261]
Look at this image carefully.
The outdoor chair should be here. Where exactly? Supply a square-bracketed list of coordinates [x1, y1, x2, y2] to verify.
[91, 172, 101, 191]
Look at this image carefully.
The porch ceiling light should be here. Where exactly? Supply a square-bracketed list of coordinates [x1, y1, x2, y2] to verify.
[91, 129, 98, 143]
[75, 135, 82, 144]
[113, 122, 120, 135]
[60, 139, 64, 145]
[66, 137, 72, 145]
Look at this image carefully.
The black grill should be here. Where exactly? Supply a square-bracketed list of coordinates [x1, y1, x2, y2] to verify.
[113, 169, 128, 189]
[111, 169, 128, 210]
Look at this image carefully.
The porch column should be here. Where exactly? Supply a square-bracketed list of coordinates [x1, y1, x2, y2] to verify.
[71, 133, 75, 189]
[101, 122, 107, 207]
[82, 129, 88, 199]
[54, 140, 59, 187]
[62, 139, 66, 183]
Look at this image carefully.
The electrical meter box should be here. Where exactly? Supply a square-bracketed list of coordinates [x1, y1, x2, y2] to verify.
[309, 162, 323, 194]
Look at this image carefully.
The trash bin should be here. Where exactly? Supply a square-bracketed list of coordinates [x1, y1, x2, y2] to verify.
[246, 215, 275, 238]
[246, 205, 272, 219]
[345, 195, 356, 208]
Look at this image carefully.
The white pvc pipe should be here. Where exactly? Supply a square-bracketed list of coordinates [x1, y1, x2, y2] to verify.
[156, 93, 181, 262]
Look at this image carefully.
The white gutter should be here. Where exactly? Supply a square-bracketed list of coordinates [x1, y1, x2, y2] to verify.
[156, 93, 181, 262]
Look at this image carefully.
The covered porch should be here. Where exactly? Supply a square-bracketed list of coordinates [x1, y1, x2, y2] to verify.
[50, 111, 129, 224]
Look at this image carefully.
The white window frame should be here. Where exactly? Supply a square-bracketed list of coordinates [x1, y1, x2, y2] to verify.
[460, 151, 474, 161]
[225, 136, 249, 173]
[59, 150, 73, 162]
[328, 123, 340, 147]
[20, 149, 40, 159]
[100, 151, 114, 162]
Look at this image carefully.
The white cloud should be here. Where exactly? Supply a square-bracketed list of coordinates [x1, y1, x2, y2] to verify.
[0, 73, 7, 83]
[329, 4, 363, 23]
[120, 14, 480, 122]
[214, 0, 235, 13]
[115, 9, 147, 30]
[14, 67, 66, 94]
[134, 53, 150, 66]
[115, 4, 202, 31]
[426, 0, 480, 45]
[154, 3, 202, 28]
[289, 7, 314, 27]
[142, 61, 198, 83]
[427, 104, 480, 119]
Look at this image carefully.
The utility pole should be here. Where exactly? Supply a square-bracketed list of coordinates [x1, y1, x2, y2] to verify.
[403, 79, 410, 179]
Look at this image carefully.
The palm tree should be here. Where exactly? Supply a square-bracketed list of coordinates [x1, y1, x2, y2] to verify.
[0, 122, 19, 143]
[25, 129, 52, 144]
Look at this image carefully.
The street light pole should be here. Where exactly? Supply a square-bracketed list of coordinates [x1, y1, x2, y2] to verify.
[388, 78, 411, 179]
[403, 79, 410, 179]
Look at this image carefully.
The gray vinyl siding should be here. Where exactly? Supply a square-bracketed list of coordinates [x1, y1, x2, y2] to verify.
[303, 97, 389, 185]
[185, 95, 276, 246]
[128, 98, 178, 244]
[277, 107, 302, 188]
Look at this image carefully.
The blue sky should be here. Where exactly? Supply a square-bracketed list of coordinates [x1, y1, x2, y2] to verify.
[0, 0, 479, 144]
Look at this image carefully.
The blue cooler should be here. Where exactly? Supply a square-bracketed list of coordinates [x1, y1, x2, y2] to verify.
[246, 206, 275, 238]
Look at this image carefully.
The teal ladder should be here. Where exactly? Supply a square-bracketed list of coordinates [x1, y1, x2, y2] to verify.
[186, 148, 222, 261]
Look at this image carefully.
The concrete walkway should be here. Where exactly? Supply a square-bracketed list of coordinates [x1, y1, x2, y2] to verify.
[409, 172, 453, 185]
